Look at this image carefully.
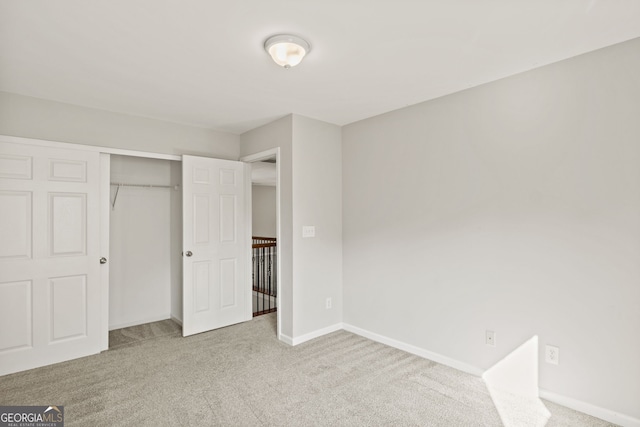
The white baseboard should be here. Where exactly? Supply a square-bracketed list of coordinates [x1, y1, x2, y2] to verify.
[342, 323, 484, 377]
[108, 314, 171, 331]
[170, 316, 183, 326]
[205, 318, 640, 425]
[292, 323, 343, 346]
[342, 323, 639, 426]
[279, 334, 294, 346]
[279, 323, 344, 347]
[539, 389, 640, 427]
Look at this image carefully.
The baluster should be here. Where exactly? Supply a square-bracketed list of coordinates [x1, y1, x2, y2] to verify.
[267, 248, 272, 311]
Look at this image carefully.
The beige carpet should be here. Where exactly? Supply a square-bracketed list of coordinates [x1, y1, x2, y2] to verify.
[0, 314, 615, 426]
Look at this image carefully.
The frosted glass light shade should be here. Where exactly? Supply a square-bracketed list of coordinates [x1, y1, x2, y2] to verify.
[264, 35, 311, 68]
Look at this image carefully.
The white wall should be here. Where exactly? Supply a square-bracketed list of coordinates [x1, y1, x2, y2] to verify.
[291, 115, 342, 337]
[0, 91, 239, 159]
[241, 114, 343, 341]
[109, 155, 181, 329]
[252, 185, 276, 238]
[241, 116, 294, 338]
[342, 38, 640, 420]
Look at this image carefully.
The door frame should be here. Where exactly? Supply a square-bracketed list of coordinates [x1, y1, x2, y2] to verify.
[240, 148, 282, 341]
[96, 148, 182, 349]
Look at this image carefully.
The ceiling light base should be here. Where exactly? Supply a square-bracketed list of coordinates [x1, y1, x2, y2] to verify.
[264, 34, 311, 68]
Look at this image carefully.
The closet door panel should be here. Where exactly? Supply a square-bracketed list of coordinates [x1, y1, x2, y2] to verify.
[193, 261, 211, 313]
[49, 193, 87, 256]
[0, 191, 32, 259]
[0, 140, 102, 376]
[193, 194, 210, 244]
[0, 280, 32, 352]
[48, 159, 87, 182]
[49, 274, 87, 342]
[0, 153, 32, 179]
[182, 155, 249, 337]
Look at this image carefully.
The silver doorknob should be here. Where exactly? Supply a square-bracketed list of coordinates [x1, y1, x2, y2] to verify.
[185, 251, 193, 257]
[100, 257, 107, 264]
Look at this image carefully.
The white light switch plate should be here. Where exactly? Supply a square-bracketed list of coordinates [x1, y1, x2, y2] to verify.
[302, 226, 315, 238]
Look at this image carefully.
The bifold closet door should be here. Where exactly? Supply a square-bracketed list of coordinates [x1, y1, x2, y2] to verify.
[0, 141, 102, 376]
[182, 155, 250, 337]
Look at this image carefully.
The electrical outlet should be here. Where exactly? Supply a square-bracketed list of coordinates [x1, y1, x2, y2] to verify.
[302, 226, 315, 238]
[486, 330, 496, 347]
[545, 345, 559, 365]
[326, 298, 332, 309]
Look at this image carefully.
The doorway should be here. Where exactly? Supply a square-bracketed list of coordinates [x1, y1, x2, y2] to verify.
[251, 160, 277, 317]
[242, 148, 282, 340]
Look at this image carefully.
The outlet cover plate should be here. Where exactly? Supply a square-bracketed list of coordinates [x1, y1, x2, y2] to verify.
[486, 330, 496, 347]
[545, 345, 559, 365]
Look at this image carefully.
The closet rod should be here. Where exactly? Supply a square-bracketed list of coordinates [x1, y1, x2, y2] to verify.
[110, 183, 179, 210]
[110, 182, 177, 189]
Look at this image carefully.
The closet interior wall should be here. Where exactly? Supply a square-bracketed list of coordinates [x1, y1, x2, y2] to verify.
[109, 155, 182, 330]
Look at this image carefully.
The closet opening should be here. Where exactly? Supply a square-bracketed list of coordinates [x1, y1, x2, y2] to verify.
[107, 154, 183, 344]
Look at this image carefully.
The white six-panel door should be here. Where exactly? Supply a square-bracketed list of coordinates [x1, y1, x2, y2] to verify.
[182, 155, 250, 336]
[0, 141, 102, 376]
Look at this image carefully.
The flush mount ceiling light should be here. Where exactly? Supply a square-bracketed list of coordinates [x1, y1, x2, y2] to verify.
[264, 34, 311, 69]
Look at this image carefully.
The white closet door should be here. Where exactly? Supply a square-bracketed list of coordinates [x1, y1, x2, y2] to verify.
[182, 155, 250, 336]
[0, 141, 102, 376]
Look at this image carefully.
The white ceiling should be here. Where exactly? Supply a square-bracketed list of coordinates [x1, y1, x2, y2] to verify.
[1, 1, 639, 135]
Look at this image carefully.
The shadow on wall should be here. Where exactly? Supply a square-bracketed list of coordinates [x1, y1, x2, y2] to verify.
[483, 336, 551, 426]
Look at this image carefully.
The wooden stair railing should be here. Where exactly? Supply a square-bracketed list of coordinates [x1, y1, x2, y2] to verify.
[252, 236, 277, 317]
